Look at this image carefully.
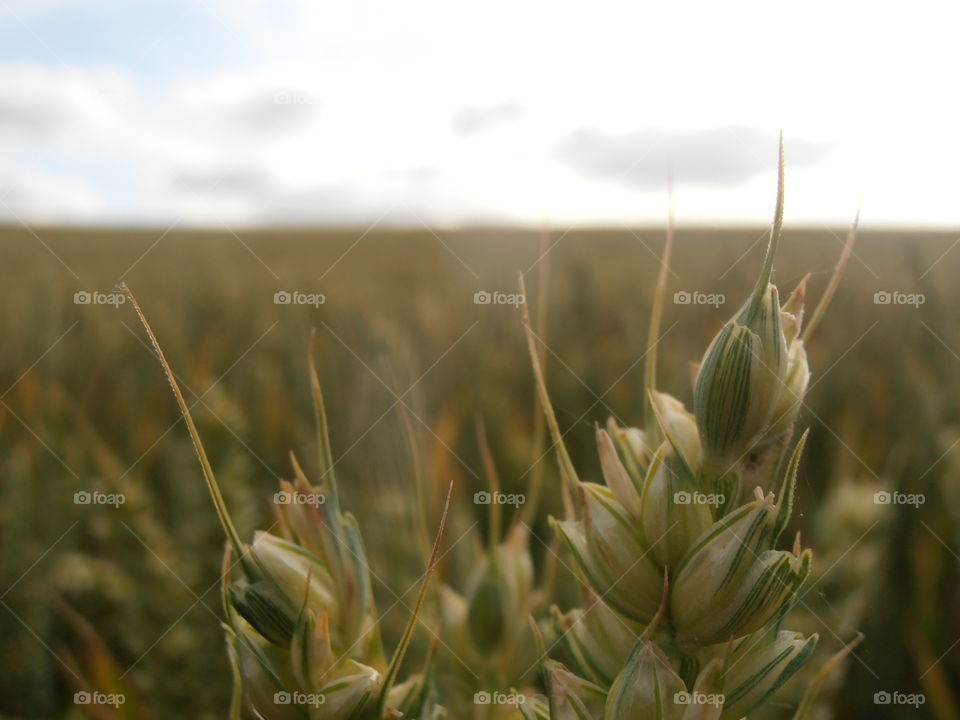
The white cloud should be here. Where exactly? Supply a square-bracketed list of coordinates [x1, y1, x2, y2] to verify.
[0, 167, 105, 221]
[0, 64, 133, 142]
[452, 101, 524, 137]
[556, 126, 830, 188]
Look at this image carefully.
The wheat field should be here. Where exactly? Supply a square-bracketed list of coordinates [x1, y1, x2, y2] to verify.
[2, 223, 959, 719]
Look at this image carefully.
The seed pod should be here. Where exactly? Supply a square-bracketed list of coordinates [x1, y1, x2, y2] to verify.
[679, 657, 725, 720]
[552, 483, 664, 623]
[651, 391, 702, 473]
[273, 467, 384, 665]
[756, 337, 809, 451]
[315, 660, 382, 717]
[229, 578, 298, 646]
[221, 476, 391, 718]
[247, 531, 341, 629]
[227, 605, 384, 720]
[721, 629, 818, 717]
[465, 525, 535, 656]
[545, 660, 607, 720]
[597, 406, 711, 571]
[671, 489, 811, 645]
[551, 593, 641, 686]
[695, 282, 788, 471]
[638, 445, 714, 570]
[605, 417, 650, 481]
[750, 276, 810, 453]
[466, 568, 508, 656]
[227, 616, 302, 720]
[596, 427, 642, 519]
[604, 640, 686, 720]
[436, 527, 542, 709]
[289, 608, 333, 690]
[779, 274, 808, 346]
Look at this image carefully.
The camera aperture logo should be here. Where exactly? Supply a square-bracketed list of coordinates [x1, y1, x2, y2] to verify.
[74, 490, 126, 507]
[474, 691, 526, 706]
[74, 290, 125, 308]
[474, 290, 525, 307]
[674, 290, 725, 308]
[274, 691, 325, 707]
[474, 490, 526, 507]
[873, 490, 925, 508]
[273, 490, 325, 506]
[873, 290, 925, 307]
[673, 490, 725, 507]
[74, 691, 125, 708]
[674, 691, 724, 708]
[874, 690, 925, 707]
[274, 290, 325, 308]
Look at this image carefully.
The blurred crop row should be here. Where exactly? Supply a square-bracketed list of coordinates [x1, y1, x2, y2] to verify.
[1, 225, 958, 718]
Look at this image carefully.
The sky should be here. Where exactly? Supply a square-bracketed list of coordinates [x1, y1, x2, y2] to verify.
[0, 0, 958, 228]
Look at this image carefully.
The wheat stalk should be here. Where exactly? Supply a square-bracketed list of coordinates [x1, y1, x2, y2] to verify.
[126, 287, 451, 720]
[521, 138, 860, 720]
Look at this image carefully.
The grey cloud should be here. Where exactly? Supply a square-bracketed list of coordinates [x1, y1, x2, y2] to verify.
[556, 126, 830, 188]
[0, 180, 26, 205]
[228, 89, 319, 133]
[172, 167, 270, 195]
[0, 171, 101, 220]
[0, 98, 68, 139]
[255, 186, 368, 224]
[167, 169, 365, 222]
[453, 100, 524, 136]
[254, 183, 503, 225]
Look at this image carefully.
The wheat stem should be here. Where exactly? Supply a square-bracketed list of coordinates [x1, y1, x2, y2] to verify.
[121, 283, 247, 564]
[519, 272, 581, 498]
[802, 208, 860, 343]
[747, 132, 786, 316]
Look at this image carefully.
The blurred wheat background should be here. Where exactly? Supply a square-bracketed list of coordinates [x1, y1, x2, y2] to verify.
[2, 224, 959, 718]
